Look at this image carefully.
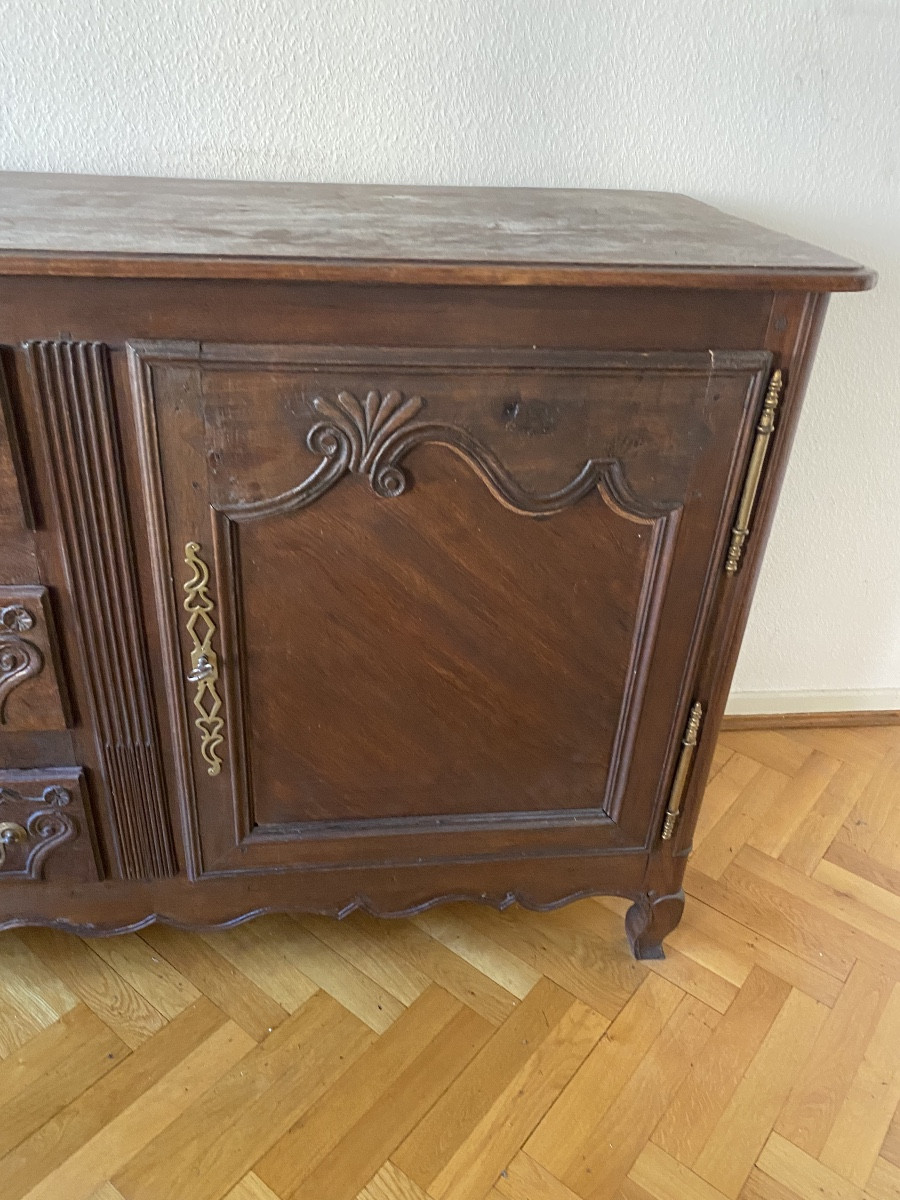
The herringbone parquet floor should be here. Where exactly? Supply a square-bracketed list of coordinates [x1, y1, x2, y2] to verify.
[1, 724, 899, 1200]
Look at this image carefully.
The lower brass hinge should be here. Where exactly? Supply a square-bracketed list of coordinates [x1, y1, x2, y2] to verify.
[724, 368, 783, 575]
[661, 701, 703, 841]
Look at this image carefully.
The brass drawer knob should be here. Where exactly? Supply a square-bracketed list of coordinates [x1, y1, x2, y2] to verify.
[0, 821, 28, 867]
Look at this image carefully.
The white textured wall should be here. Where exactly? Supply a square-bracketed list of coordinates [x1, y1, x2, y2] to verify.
[1, 0, 898, 709]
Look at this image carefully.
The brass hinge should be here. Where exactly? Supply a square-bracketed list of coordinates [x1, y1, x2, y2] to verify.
[661, 701, 703, 841]
[724, 369, 783, 575]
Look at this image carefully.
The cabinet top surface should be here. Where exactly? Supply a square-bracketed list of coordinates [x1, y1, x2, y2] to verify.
[0, 171, 874, 291]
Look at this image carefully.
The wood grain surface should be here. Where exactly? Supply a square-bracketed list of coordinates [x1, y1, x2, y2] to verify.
[0, 722, 897, 1200]
[0, 173, 874, 289]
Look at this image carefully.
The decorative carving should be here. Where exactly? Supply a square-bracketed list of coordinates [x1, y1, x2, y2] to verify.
[0, 604, 34, 632]
[232, 387, 672, 522]
[0, 783, 78, 879]
[311, 388, 424, 498]
[26, 341, 176, 878]
[0, 784, 70, 806]
[0, 605, 42, 723]
[0, 586, 68, 731]
[183, 542, 225, 776]
[0, 632, 43, 723]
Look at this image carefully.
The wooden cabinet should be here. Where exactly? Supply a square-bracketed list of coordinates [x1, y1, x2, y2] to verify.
[0, 174, 873, 955]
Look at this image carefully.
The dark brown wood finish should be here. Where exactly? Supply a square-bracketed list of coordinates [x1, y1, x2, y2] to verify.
[0, 173, 873, 956]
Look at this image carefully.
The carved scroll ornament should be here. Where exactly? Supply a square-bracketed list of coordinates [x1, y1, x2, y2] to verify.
[0, 784, 77, 879]
[0, 605, 42, 725]
[230, 388, 671, 522]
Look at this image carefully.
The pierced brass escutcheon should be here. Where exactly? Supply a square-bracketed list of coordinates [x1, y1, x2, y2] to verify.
[183, 542, 225, 777]
[0, 821, 27, 867]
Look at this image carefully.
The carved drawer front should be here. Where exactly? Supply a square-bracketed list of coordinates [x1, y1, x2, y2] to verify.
[0, 586, 68, 731]
[130, 342, 771, 877]
[0, 768, 100, 883]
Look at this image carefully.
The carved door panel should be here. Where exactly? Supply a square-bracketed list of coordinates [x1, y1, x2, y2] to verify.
[130, 343, 769, 876]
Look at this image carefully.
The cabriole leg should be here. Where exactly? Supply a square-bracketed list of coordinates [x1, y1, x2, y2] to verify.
[625, 889, 685, 960]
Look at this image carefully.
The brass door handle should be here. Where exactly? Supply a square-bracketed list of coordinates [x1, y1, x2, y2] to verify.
[0, 821, 27, 867]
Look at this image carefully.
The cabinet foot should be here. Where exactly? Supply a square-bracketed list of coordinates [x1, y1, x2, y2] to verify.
[625, 889, 685, 960]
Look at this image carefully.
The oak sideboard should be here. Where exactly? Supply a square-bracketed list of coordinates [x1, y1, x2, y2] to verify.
[0, 174, 873, 956]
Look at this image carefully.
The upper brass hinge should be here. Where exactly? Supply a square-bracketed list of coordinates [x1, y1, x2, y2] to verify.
[661, 701, 703, 841]
[724, 368, 783, 575]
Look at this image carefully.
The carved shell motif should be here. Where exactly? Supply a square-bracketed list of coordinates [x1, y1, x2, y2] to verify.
[308, 389, 424, 498]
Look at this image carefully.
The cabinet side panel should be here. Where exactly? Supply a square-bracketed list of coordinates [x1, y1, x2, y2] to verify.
[26, 341, 176, 879]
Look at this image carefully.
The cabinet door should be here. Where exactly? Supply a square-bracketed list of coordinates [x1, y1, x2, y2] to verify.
[130, 343, 769, 876]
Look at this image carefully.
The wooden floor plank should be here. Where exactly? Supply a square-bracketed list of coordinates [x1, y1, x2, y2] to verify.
[692, 753, 765, 849]
[295, 913, 431, 1007]
[19, 929, 167, 1049]
[555, 997, 719, 1200]
[0, 998, 229, 1200]
[410, 907, 541, 999]
[716, 731, 813, 776]
[269, 915, 407, 1033]
[818, 982, 900, 1186]
[596, 899, 739, 1012]
[27, 1019, 254, 1200]
[346, 913, 522, 1026]
[272, 1002, 497, 1200]
[746, 752, 843, 859]
[0, 1004, 127, 1159]
[494, 1151, 587, 1200]
[778, 761, 870, 875]
[525, 974, 683, 1175]
[223, 1174, 282, 1200]
[685, 863, 856, 980]
[652, 965, 791, 1166]
[690, 765, 790, 879]
[138, 925, 291, 1042]
[736, 844, 900, 960]
[84, 933, 201, 1019]
[113, 991, 375, 1200]
[357, 1161, 431, 1200]
[0, 933, 78, 1051]
[692, 988, 828, 1198]
[426, 998, 609, 1200]
[461, 900, 646, 1020]
[866, 1156, 900, 1200]
[198, 918, 319, 1013]
[0, 722, 896, 1200]
[835, 743, 900, 854]
[393, 978, 587, 1187]
[775, 959, 894, 1156]
[756, 1132, 865, 1200]
[824, 838, 900, 896]
[629, 1143, 731, 1200]
[254, 986, 489, 1200]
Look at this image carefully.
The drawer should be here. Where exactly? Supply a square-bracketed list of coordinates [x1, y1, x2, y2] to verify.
[0, 768, 100, 882]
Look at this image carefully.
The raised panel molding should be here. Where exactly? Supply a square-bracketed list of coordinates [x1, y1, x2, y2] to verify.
[26, 341, 176, 879]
